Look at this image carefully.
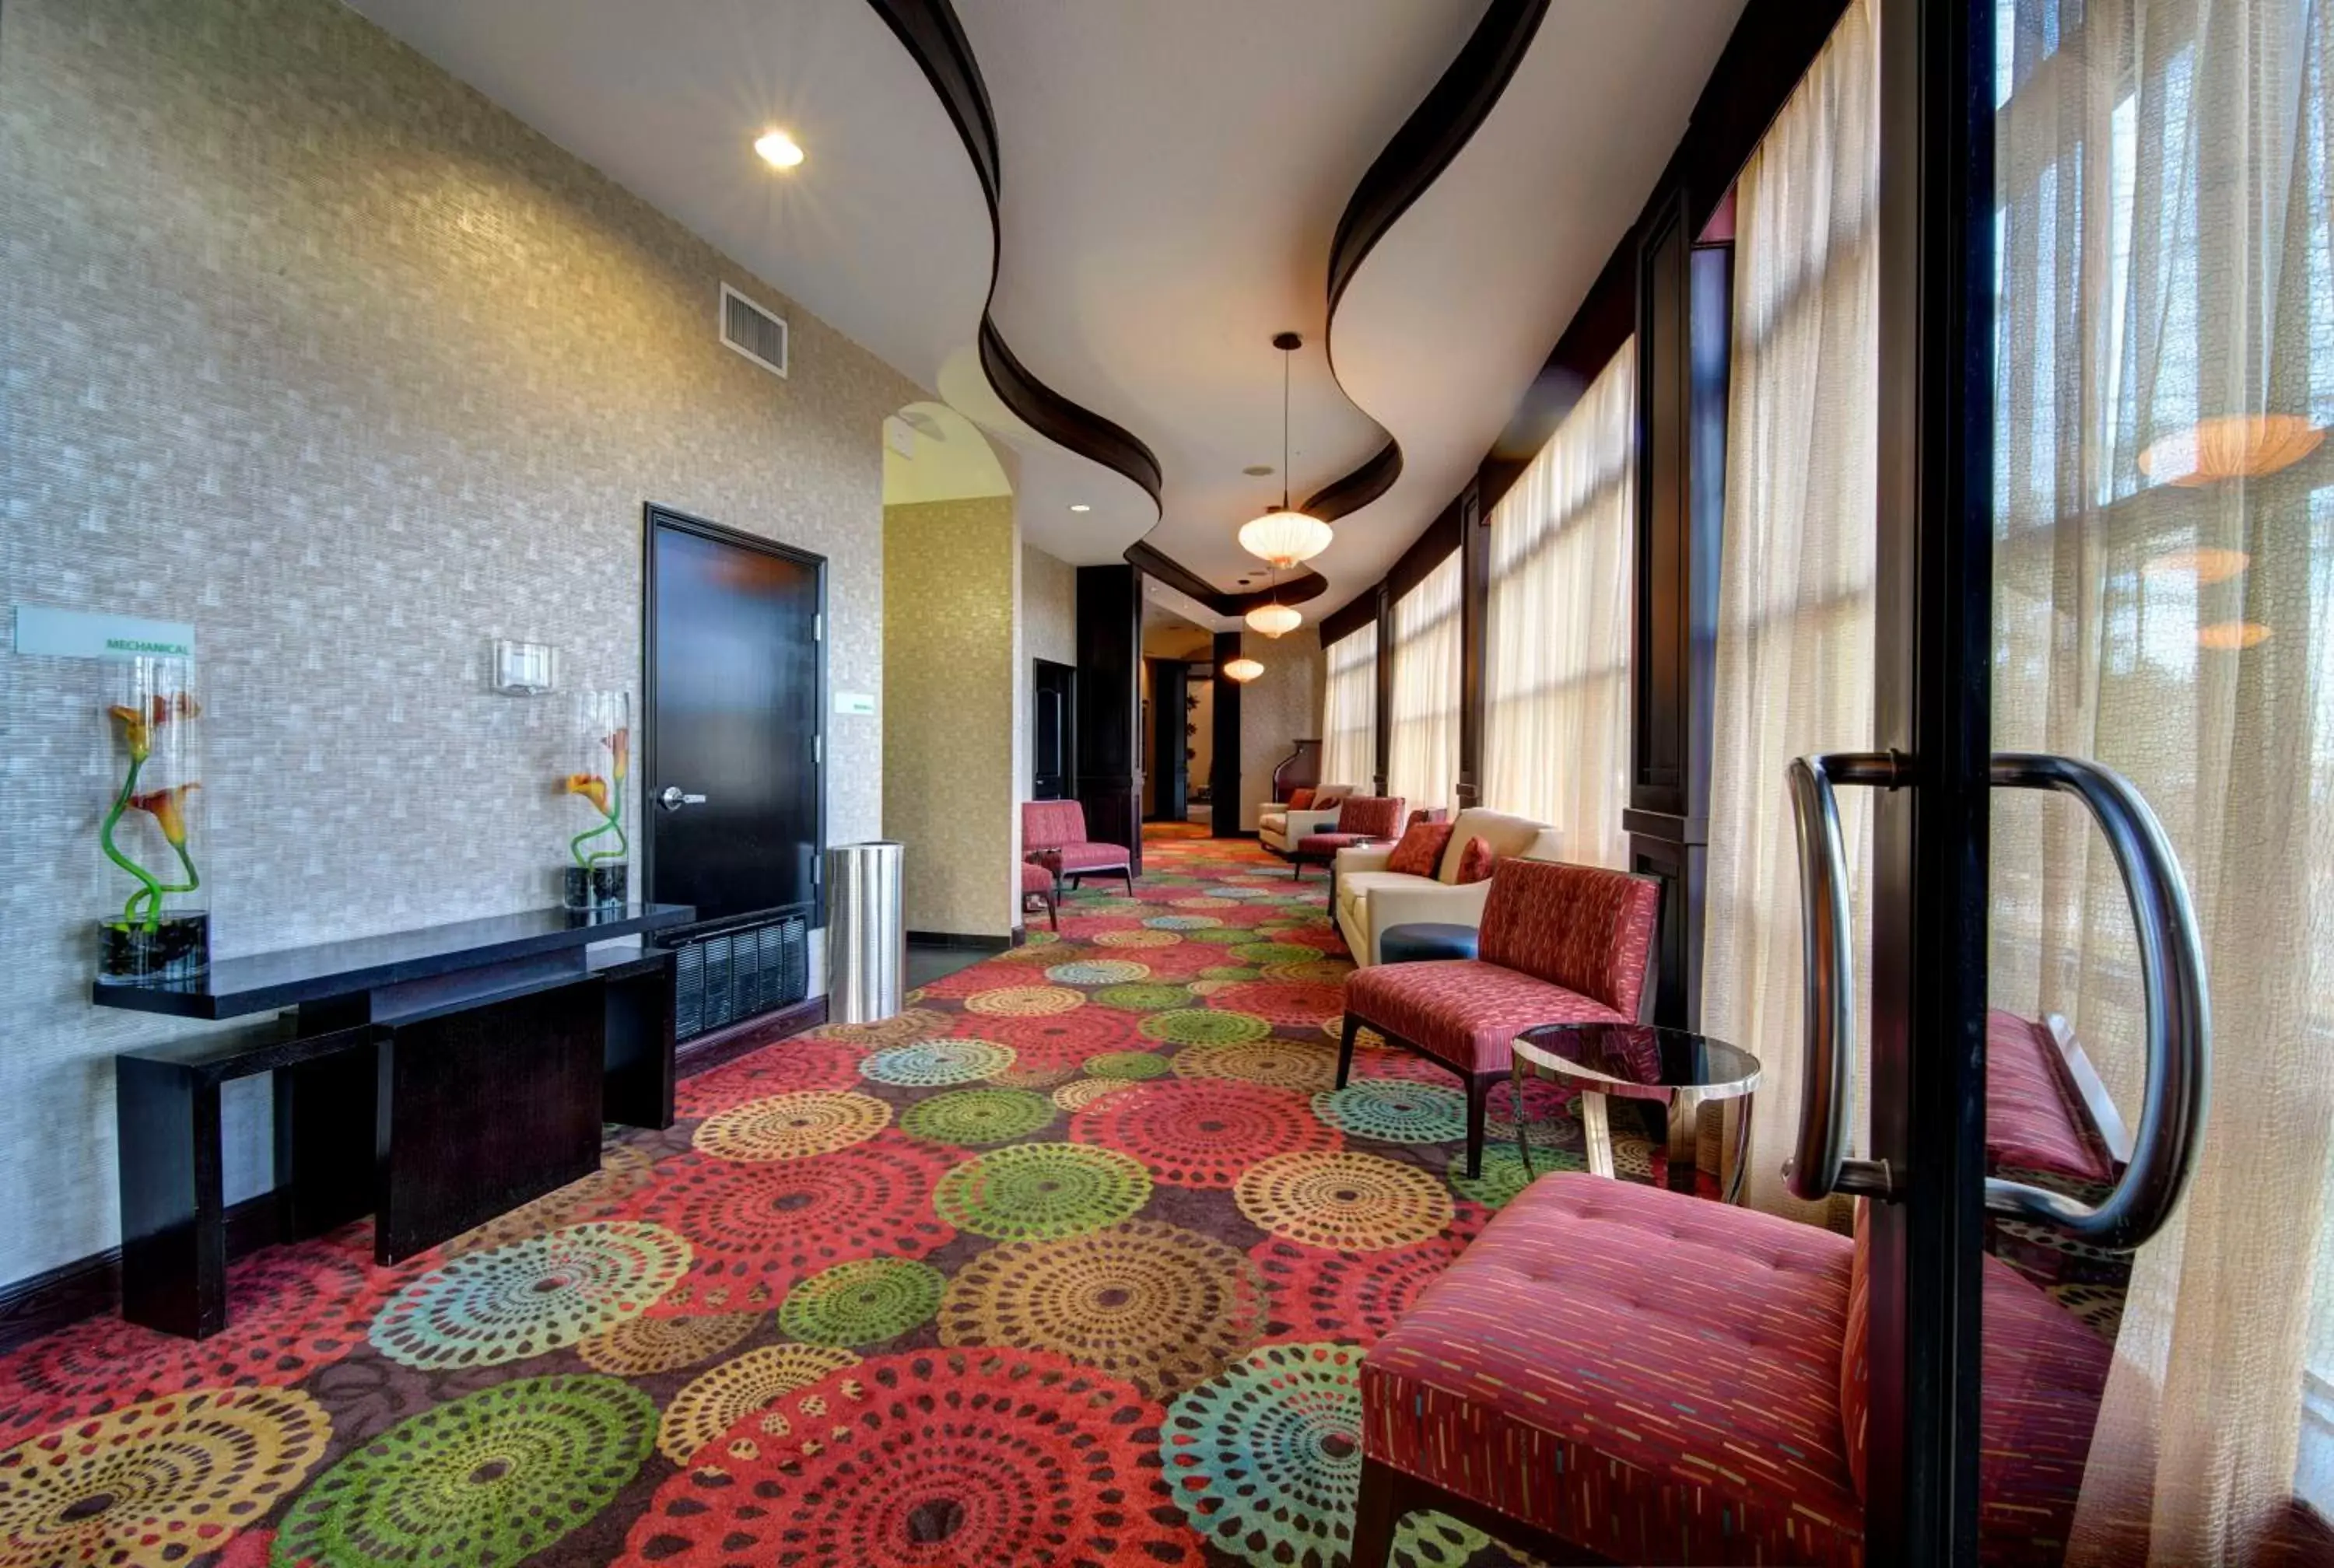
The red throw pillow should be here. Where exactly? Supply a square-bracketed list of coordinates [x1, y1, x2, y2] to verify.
[1288, 787, 1316, 810]
[1454, 836, 1498, 884]
[1386, 820, 1456, 877]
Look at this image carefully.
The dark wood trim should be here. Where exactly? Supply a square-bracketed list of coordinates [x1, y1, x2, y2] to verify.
[0, 1192, 286, 1356]
[1122, 540, 1326, 618]
[1456, 484, 1487, 808]
[1210, 632, 1244, 840]
[1300, 439, 1401, 523]
[1372, 583, 1394, 795]
[904, 930, 1015, 950]
[1320, 591, 1379, 649]
[1074, 565, 1145, 875]
[671, 994, 829, 1080]
[1863, 0, 1992, 1555]
[1326, 0, 1554, 313]
[866, 0, 1165, 513]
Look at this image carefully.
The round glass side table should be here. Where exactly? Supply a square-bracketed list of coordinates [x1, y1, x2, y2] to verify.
[1511, 1022, 1761, 1201]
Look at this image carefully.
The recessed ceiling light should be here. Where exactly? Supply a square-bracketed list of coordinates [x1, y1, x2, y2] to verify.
[1068, 503, 1092, 513]
[1243, 464, 1275, 477]
[754, 130, 806, 169]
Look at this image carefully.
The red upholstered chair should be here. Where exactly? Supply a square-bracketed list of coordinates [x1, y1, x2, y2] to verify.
[1291, 795, 1406, 881]
[1021, 800, 1134, 894]
[1352, 1175, 2113, 1568]
[1338, 857, 1658, 1175]
[1018, 858, 1057, 931]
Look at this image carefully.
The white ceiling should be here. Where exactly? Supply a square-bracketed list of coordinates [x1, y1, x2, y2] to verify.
[350, 0, 1746, 616]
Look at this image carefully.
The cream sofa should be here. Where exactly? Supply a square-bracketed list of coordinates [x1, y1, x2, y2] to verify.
[1333, 809, 1556, 965]
[1257, 788, 1360, 856]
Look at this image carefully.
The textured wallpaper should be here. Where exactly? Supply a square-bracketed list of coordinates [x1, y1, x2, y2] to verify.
[884, 500, 1018, 940]
[1016, 543, 1077, 811]
[0, 0, 921, 1283]
[1239, 627, 1324, 828]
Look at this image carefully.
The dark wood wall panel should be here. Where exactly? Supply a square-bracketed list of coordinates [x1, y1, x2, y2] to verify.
[1211, 632, 1245, 838]
[1456, 485, 1487, 809]
[1633, 191, 1693, 815]
[1075, 565, 1144, 874]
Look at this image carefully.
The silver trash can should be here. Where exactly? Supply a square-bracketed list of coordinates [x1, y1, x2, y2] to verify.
[827, 841, 904, 1024]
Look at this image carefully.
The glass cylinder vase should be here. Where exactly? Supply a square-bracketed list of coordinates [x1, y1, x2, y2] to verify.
[96, 656, 209, 983]
[561, 689, 632, 911]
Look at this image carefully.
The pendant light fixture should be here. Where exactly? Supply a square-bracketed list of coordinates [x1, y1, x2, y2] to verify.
[1223, 656, 1266, 683]
[1244, 565, 1302, 638]
[1238, 333, 1333, 569]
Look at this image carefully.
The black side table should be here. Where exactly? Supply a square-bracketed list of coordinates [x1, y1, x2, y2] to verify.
[1511, 1021, 1761, 1199]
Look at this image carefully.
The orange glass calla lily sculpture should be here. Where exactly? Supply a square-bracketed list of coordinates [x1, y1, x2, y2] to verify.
[563, 698, 631, 903]
[101, 686, 202, 934]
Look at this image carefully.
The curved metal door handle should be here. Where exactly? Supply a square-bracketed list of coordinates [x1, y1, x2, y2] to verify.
[1783, 751, 1904, 1202]
[1983, 754, 2209, 1250]
[657, 786, 708, 811]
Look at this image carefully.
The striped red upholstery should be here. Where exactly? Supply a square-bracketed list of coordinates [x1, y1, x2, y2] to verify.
[1020, 800, 1130, 875]
[1362, 1174, 1864, 1566]
[1297, 831, 1372, 857]
[1985, 1009, 2113, 1184]
[1477, 859, 1660, 1019]
[1343, 959, 1626, 1073]
[1842, 1203, 1872, 1498]
[1021, 800, 1088, 851]
[1364, 1175, 2115, 1566]
[1018, 860, 1053, 894]
[1334, 796, 1407, 840]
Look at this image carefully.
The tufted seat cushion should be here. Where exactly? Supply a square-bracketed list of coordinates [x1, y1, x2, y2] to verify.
[1362, 1174, 2116, 1567]
[1363, 1174, 1865, 1566]
[1344, 959, 1626, 1073]
[1984, 1009, 2113, 1185]
[1298, 831, 1373, 857]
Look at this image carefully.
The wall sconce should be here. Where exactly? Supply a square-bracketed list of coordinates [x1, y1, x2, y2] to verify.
[490, 639, 560, 695]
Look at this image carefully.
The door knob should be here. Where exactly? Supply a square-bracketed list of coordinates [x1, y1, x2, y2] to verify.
[658, 786, 707, 811]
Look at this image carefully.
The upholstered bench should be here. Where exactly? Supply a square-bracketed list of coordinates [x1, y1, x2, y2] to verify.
[1985, 1008, 2125, 1186]
[1019, 857, 1057, 931]
[1353, 1174, 2113, 1567]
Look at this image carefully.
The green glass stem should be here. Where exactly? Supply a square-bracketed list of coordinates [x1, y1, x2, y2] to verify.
[99, 757, 166, 929]
[586, 782, 629, 868]
[569, 815, 619, 868]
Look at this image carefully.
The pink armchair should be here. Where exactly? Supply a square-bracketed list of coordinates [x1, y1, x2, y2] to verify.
[1353, 1178, 2113, 1568]
[1337, 856, 1658, 1175]
[1290, 795, 1406, 881]
[1021, 800, 1134, 894]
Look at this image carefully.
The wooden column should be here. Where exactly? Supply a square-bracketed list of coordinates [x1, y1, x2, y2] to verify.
[1210, 632, 1243, 837]
[1075, 565, 1144, 873]
[1371, 584, 1393, 796]
[1456, 485, 1488, 809]
[1626, 189, 1733, 1031]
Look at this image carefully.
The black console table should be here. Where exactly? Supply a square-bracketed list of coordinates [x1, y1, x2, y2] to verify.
[96, 903, 693, 1339]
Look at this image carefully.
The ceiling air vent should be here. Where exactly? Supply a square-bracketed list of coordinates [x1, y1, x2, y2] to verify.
[720, 282, 789, 379]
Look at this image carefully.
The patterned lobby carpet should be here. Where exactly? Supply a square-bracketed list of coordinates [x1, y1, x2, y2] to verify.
[0, 831, 1673, 1568]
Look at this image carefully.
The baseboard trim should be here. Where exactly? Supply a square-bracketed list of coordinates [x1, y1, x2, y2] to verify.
[1009, 924, 1028, 947]
[0, 1193, 282, 1356]
[675, 995, 829, 1080]
[905, 930, 1015, 952]
[2, 999, 832, 1353]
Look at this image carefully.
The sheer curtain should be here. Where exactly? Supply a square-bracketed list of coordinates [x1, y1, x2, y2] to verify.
[1386, 551, 1462, 813]
[1698, 0, 1879, 1224]
[1481, 341, 1637, 867]
[1990, 0, 2334, 1559]
[1319, 621, 1378, 791]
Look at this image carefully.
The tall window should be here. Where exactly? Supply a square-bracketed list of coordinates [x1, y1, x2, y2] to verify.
[1319, 621, 1377, 791]
[1698, 0, 1879, 1223]
[1481, 339, 1637, 866]
[1386, 551, 1462, 812]
[1990, 0, 2334, 1552]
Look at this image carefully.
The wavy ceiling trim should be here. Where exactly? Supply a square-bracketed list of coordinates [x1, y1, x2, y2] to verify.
[864, 0, 1163, 512]
[1308, 0, 1551, 536]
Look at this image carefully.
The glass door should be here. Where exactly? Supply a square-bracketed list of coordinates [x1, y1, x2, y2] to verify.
[1803, 0, 2333, 1559]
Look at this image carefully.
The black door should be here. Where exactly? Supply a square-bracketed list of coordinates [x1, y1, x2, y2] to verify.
[643, 506, 824, 926]
[1148, 659, 1187, 821]
[1032, 658, 1075, 800]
